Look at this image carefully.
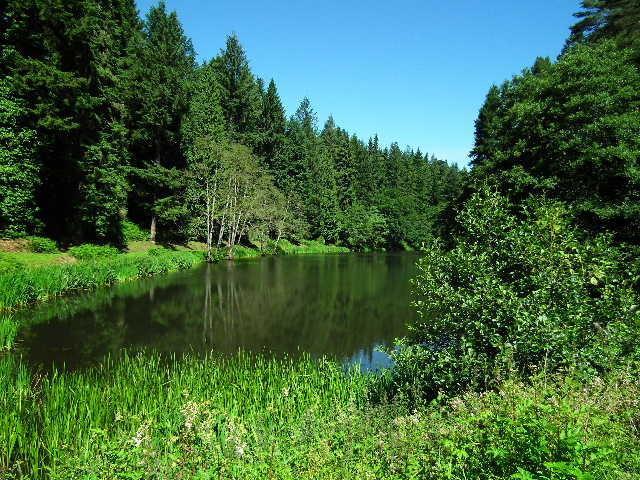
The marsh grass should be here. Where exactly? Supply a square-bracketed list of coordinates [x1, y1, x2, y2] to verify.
[276, 239, 349, 255]
[0, 315, 17, 350]
[233, 240, 349, 259]
[1, 352, 368, 479]
[1, 353, 639, 479]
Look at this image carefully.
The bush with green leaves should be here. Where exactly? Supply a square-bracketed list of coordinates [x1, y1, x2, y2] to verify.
[121, 219, 149, 243]
[391, 188, 639, 398]
[26, 236, 58, 253]
[67, 244, 120, 261]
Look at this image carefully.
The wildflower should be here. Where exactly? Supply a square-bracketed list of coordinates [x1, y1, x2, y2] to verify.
[132, 421, 151, 448]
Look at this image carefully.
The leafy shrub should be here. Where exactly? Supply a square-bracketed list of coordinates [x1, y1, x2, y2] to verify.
[68, 244, 119, 261]
[147, 246, 166, 257]
[340, 204, 388, 251]
[26, 236, 58, 253]
[391, 188, 639, 399]
[122, 220, 149, 243]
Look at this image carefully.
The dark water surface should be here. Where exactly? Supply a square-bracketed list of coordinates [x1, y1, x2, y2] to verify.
[16, 253, 419, 371]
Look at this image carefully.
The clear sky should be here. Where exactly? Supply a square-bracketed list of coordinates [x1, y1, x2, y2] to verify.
[135, 0, 581, 167]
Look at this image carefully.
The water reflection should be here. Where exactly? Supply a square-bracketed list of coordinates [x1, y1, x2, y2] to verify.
[17, 253, 418, 371]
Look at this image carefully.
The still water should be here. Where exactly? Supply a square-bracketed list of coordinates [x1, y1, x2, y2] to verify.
[16, 253, 419, 371]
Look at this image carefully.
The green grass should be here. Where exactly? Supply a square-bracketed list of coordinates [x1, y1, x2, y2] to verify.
[0, 251, 75, 267]
[1, 353, 638, 479]
[0, 248, 203, 312]
[275, 239, 350, 255]
[0, 315, 17, 351]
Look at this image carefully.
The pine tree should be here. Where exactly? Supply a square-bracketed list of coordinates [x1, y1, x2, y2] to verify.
[1, 0, 140, 243]
[470, 84, 502, 167]
[182, 61, 227, 152]
[127, 0, 195, 242]
[213, 34, 262, 146]
[0, 79, 39, 235]
[567, 0, 640, 60]
[257, 78, 286, 162]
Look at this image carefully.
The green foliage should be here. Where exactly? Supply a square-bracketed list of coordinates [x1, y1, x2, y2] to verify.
[2, 0, 462, 250]
[0, 254, 22, 274]
[122, 219, 149, 243]
[471, 41, 640, 243]
[0, 315, 17, 350]
[567, 0, 640, 61]
[0, 79, 39, 236]
[136, 248, 198, 277]
[182, 61, 227, 152]
[213, 34, 262, 146]
[67, 244, 120, 261]
[2, 0, 138, 243]
[26, 236, 58, 253]
[2, 353, 639, 479]
[276, 239, 349, 255]
[391, 188, 639, 398]
[341, 204, 388, 252]
[127, 0, 196, 243]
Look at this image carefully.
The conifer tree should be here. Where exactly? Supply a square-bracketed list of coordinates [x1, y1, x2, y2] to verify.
[1, 0, 140, 243]
[127, 0, 195, 242]
[213, 34, 262, 146]
[257, 78, 286, 162]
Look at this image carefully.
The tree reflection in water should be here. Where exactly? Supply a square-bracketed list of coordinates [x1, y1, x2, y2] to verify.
[17, 254, 418, 371]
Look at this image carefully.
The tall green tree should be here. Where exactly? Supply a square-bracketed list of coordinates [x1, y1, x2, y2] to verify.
[182, 61, 227, 151]
[567, 0, 640, 60]
[471, 41, 640, 243]
[213, 34, 262, 147]
[127, 0, 195, 242]
[0, 79, 39, 235]
[256, 78, 286, 162]
[1, 0, 140, 243]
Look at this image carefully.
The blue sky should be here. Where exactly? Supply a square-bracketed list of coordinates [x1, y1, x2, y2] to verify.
[136, 1, 580, 167]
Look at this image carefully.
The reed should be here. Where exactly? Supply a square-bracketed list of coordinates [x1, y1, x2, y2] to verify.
[1, 352, 368, 479]
[276, 239, 350, 255]
[2, 353, 639, 479]
[0, 315, 17, 351]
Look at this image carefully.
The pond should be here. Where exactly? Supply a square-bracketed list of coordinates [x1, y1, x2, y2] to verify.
[15, 253, 419, 371]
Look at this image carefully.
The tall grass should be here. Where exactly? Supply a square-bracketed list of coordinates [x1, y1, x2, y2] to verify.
[2, 353, 639, 479]
[0, 315, 17, 350]
[276, 239, 350, 255]
[0, 249, 203, 312]
[1, 352, 368, 479]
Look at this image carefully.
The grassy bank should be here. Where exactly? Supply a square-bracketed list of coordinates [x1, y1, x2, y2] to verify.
[0, 240, 349, 313]
[1, 353, 638, 479]
[0, 248, 203, 313]
[0, 248, 203, 350]
[230, 239, 350, 259]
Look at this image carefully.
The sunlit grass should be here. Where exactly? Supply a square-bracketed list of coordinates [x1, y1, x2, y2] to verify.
[2, 353, 639, 479]
[0, 315, 17, 351]
[276, 239, 350, 255]
[1, 352, 368, 479]
[0, 249, 203, 313]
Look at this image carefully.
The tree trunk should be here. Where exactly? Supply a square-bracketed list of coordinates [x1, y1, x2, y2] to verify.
[150, 214, 157, 243]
